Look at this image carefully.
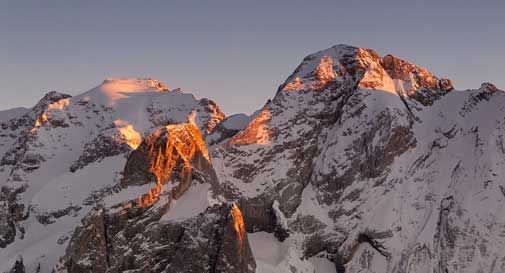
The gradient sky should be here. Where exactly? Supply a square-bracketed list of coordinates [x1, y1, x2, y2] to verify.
[1, 0, 504, 115]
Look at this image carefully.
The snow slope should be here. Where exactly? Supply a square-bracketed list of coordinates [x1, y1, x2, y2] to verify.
[0, 107, 28, 122]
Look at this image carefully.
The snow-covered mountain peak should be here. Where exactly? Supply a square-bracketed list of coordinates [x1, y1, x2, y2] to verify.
[380, 53, 453, 92]
[101, 77, 169, 91]
[279, 44, 453, 105]
[76, 77, 170, 106]
[56, 78, 225, 135]
[278, 44, 363, 92]
[213, 45, 505, 273]
[0, 76, 227, 272]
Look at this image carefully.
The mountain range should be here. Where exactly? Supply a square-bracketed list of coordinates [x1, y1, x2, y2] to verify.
[1, 44, 504, 273]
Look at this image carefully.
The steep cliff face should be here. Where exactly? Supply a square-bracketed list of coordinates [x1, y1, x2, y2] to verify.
[61, 203, 255, 273]
[59, 122, 255, 273]
[120, 122, 219, 206]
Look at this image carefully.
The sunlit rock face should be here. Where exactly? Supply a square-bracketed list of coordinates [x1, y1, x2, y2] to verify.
[278, 45, 453, 106]
[381, 54, 454, 106]
[121, 122, 220, 206]
[228, 108, 273, 146]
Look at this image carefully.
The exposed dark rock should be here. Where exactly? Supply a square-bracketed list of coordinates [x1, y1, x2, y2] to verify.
[32, 91, 72, 115]
[63, 209, 108, 273]
[70, 129, 133, 172]
[62, 203, 255, 273]
[315, 110, 416, 206]
[198, 98, 226, 135]
[0, 200, 16, 248]
[0, 185, 28, 248]
[8, 256, 25, 273]
[35, 205, 82, 225]
[237, 197, 276, 233]
[289, 214, 327, 234]
[434, 196, 456, 273]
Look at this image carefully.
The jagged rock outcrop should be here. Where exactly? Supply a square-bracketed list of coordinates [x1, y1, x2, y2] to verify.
[381, 54, 454, 106]
[61, 203, 255, 273]
[197, 98, 226, 135]
[121, 122, 220, 206]
[59, 123, 254, 273]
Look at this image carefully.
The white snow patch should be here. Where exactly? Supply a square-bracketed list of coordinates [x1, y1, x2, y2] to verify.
[220, 113, 251, 130]
[0, 107, 28, 122]
[161, 182, 213, 222]
[248, 232, 336, 273]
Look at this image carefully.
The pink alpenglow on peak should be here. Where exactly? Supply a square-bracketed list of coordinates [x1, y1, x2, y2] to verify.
[279, 44, 453, 105]
[101, 78, 169, 92]
[77, 78, 170, 105]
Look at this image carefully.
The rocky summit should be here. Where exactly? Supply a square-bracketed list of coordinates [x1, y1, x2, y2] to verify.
[0, 45, 504, 273]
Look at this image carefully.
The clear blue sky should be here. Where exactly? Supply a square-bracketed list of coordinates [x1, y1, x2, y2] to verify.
[1, 0, 504, 115]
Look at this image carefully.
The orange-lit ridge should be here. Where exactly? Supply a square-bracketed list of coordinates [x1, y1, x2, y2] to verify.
[134, 123, 210, 208]
[229, 107, 272, 146]
[282, 76, 303, 91]
[315, 55, 336, 86]
[231, 203, 245, 252]
[137, 182, 163, 208]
